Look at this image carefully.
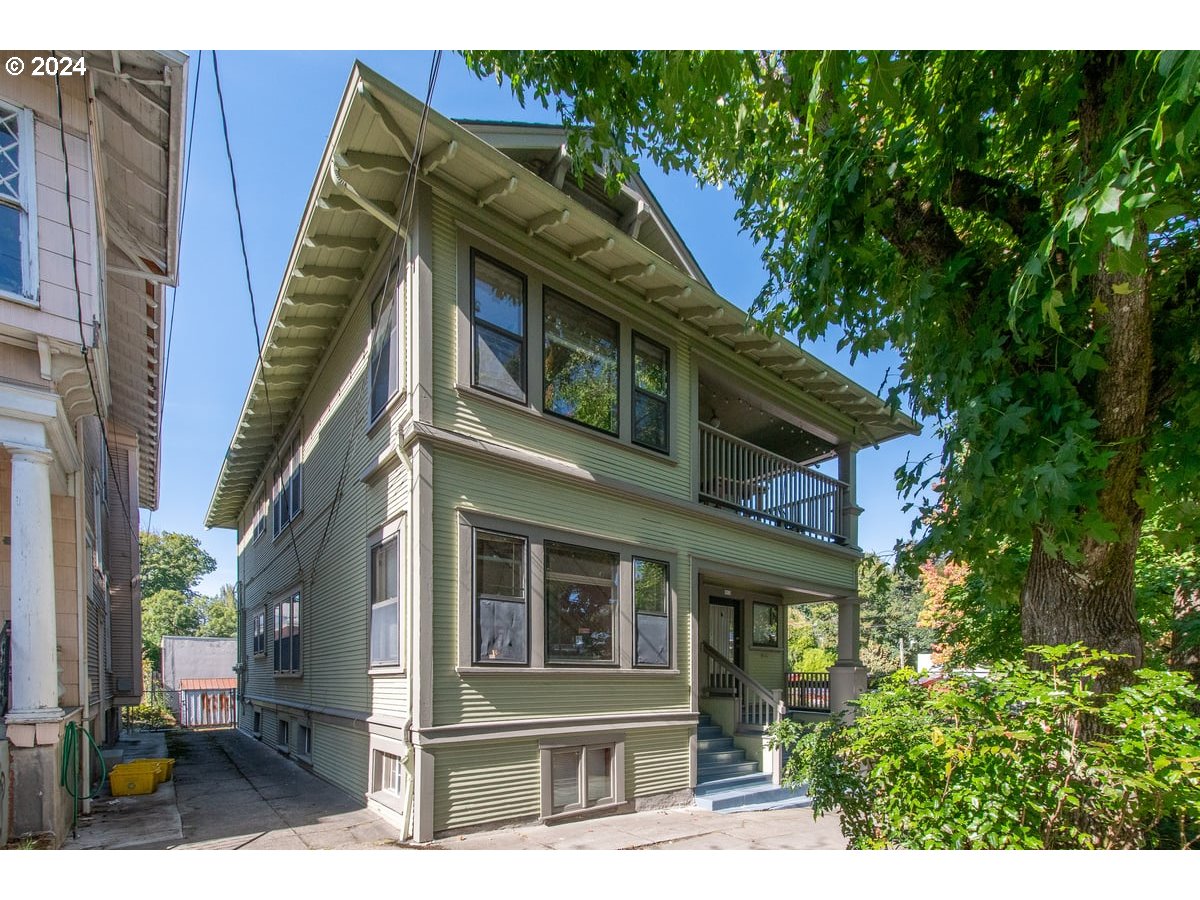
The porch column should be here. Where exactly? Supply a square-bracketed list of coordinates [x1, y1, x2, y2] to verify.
[836, 443, 861, 548]
[6, 444, 62, 720]
[829, 596, 868, 719]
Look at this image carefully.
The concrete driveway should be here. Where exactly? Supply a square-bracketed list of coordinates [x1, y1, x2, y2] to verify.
[65, 726, 843, 850]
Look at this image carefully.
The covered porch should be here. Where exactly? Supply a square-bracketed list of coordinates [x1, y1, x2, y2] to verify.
[694, 569, 866, 787]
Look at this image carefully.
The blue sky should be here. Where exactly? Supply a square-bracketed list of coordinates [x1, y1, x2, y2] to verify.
[150, 51, 941, 595]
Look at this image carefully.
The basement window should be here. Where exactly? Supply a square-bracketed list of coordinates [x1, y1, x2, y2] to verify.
[539, 736, 625, 820]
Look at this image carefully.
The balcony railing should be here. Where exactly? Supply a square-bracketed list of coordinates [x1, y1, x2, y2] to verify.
[698, 423, 848, 543]
[785, 671, 831, 712]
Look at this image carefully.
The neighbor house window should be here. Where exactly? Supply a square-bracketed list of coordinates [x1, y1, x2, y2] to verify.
[252, 610, 266, 656]
[540, 738, 624, 819]
[273, 590, 301, 675]
[633, 558, 670, 667]
[544, 542, 618, 665]
[632, 334, 669, 452]
[369, 283, 399, 422]
[272, 435, 303, 537]
[471, 252, 527, 402]
[0, 101, 36, 302]
[752, 601, 780, 648]
[370, 535, 402, 667]
[298, 724, 312, 757]
[252, 710, 262, 734]
[277, 718, 290, 749]
[474, 530, 528, 664]
[543, 290, 619, 434]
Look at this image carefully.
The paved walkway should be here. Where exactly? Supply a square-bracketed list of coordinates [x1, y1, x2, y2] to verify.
[65, 726, 843, 850]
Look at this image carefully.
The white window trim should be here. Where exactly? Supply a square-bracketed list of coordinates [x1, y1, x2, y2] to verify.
[367, 273, 404, 429]
[368, 734, 409, 818]
[0, 99, 39, 306]
[367, 516, 405, 672]
[458, 511, 678, 673]
[538, 733, 626, 821]
[276, 717, 291, 752]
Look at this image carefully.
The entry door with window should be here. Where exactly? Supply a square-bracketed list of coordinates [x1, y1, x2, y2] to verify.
[708, 597, 741, 677]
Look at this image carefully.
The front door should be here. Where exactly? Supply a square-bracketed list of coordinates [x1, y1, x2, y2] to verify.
[708, 598, 741, 668]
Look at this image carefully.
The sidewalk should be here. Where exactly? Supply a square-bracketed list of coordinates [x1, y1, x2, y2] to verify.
[63, 726, 844, 850]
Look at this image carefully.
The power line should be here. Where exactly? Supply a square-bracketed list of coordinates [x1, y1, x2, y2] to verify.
[149, 49, 204, 534]
[211, 51, 305, 580]
[52, 58, 133, 533]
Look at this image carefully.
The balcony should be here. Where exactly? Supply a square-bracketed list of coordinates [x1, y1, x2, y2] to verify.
[698, 422, 848, 544]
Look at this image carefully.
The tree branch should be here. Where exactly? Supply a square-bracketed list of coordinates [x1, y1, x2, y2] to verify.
[948, 169, 1045, 237]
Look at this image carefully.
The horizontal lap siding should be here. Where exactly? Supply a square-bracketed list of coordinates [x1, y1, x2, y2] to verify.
[429, 199, 693, 504]
[626, 726, 691, 798]
[370, 676, 407, 718]
[238, 273, 410, 728]
[747, 648, 785, 693]
[312, 721, 369, 799]
[430, 450, 854, 725]
[433, 739, 541, 833]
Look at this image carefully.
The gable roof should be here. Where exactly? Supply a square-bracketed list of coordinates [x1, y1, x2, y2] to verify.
[205, 62, 918, 529]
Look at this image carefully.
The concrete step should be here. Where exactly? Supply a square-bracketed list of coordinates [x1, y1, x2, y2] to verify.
[696, 725, 724, 740]
[697, 749, 747, 767]
[694, 774, 812, 812]
[697, 713, 712, 727]
[696, 736, 734, 753]
[697, 760, 760, 782]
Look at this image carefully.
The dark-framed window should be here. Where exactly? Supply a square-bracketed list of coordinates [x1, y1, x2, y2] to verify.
[474, 530, 528, 664]
[471, 251, 527, 402]
[273, 590, 301, 675]
[252, 610, 266, 656]
[543, 289, 620, 435]
[370, 535, 402, 667]
[632, 334, 669, 453]
[272, 436, 303, 538]
[369, 281, 400, 422]
[544, 541, 618, 665]
[633, 558, 670, 667]
[752, 601, 780, 648]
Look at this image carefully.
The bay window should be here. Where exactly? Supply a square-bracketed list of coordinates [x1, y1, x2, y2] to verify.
[544, 542, 618, 665]
[474, 530, 528, 664]
[370, 534, 402, 667]
[632, 334, 669, 452]
[543, 289, 619, 434]
[633, 558, 670, 667]
[369, 283, 399, 422]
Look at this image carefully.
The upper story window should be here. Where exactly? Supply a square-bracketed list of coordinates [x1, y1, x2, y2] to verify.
[252, 609, 266, 656]
[369, 281, 400, 423]
[0, 101, 37, 303]
[543, 289, 619, 435]
[471, 251, 527, 402]
[252, 490, 268, 541]
[272, 435, 303, 538]
[632, 335, 669, 453]
[273, 589, 301, 676]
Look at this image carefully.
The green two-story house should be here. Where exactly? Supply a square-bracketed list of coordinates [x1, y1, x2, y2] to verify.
[205, 64, 917, 842]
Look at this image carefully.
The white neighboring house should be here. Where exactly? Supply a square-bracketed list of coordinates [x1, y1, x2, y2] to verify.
[0, 51, 186, 846]
[159, 635, 237, 725]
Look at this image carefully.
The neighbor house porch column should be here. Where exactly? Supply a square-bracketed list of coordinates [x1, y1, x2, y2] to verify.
[829, 596, 868, 719]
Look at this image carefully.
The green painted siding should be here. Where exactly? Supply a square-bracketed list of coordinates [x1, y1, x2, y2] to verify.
[235, 273, 411, 798]
[432, 738, 541, 833]
[429, 198, 695, 502]
[626, 727, 692, 798]
[430, 447, 853, 726]
[746, 648, 785, 693]
[370, 676, 407, 718]
[312, 721, 369, 799]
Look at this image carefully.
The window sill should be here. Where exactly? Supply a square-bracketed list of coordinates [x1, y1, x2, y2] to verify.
[368, 665, 406, 677]
[273, 673, 303, 680]
[542, 800, 631, 825]
[455, 382, 679, 468]
[369, 790, 407, 817]
[0, 287, 38, 308]
[457, 666, 680, 677]
[367, 392, 407, 438]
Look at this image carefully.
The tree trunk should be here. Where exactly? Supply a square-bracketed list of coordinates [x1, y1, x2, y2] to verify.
[1019, 50, 1149, 682]
[1172, 586, 1200, 696]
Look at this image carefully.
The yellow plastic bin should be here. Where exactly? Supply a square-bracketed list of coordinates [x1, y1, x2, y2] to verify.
[113, 760, 166, 785]
[109, 765, 157, 797]
[142, 758, 175, 781]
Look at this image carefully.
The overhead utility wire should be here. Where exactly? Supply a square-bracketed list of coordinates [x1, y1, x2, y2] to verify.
[212, 50, 305, 579]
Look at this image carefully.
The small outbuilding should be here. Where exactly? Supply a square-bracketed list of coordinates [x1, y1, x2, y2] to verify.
[160, 636, 237, 727]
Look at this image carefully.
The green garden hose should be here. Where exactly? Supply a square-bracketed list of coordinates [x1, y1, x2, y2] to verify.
[60, 720, 107, 836]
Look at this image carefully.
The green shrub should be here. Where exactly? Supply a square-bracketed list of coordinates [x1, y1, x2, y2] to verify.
[769, 645, 1200, 849]
[124, 703, 174, 730]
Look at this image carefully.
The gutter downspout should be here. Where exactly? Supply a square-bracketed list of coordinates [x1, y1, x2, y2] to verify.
[72, 430, 91, 815]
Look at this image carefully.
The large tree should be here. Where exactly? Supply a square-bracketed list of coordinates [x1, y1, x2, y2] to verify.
[140, 530, 216, 597]
[464, 51, 1200, 680]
